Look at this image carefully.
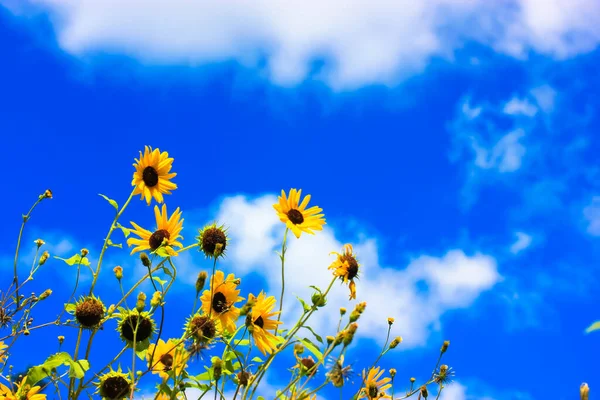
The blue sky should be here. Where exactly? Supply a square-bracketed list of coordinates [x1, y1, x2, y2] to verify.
[1, 1, 600, 399]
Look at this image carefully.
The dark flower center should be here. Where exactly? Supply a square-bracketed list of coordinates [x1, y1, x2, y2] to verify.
[101, 376, 130, 399]
[160, 353, 174, 369]
[341, 255, 359, 280]
[75, 298, 104, 328]
[367, 382, 379, 398]
[142, 166, 159, 187]
[301, 357, 316, 372]
[149, 229, 170, 250]
[201, 227, 227, 256]
[121, 315, 153, 342]
[212, 292, 228, 314]
[253, 316, 264, 328]
[287, 209, 304, 225]
[190, 315, 217, 341]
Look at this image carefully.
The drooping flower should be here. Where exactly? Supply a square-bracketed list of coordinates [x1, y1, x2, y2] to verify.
[147, 339, 188, 381]
[359, 367, 392, 400]
[185, 314, 219, 344]
[273, 189, 325, 238]
[116, 309, 156, 349]
[245, 292, 282, 355]
[96, 369, 132, 400]
[127, 204, 184, 257]
[132, 146, 177, 205]
[200, 271, 244, 334]
[328, 244, 360, 300]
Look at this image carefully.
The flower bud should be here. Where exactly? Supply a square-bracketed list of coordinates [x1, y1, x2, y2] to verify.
[581, 383, 589, 400]
[339, 307, 347, 316]
[136, 292, 146, 312]
[441, 340, 450, 354]
[38, 251, 50, 266]
[420, 385, 428, 399]
[39, 289, 52, 300]
[389, 336, 403, 349]
[113, 266, 123, 280]
[389, 368, 396, 379]
[80, 248, 89, 257]
[151, 291, 162, 308]
[237, 371, 251, 386]
[212, 357, 223, 381]
[196, 271, 208, 294]
[311, 292, 327, 308]
[326, 335, 335, 345]
[410, 377, 416, 383]
[57, 336, 65, 345]
[388, 317, 394, 325]
[34, 239, 45, 248]
[294, 344, 304, 355]
[140, 252, 151, 267]
[43, 189, 53, 199]
[343, 323, 358, 347]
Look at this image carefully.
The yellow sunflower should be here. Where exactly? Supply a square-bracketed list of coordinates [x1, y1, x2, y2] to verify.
[328, 244, 360, 300]
[273, 189, 325, 239]
[200, 271, 244, 334]
[0, 341, 7, 363]
[0, 377, 46, 400]
[132, 146, 177, 205]
[147, 339, 189, 381]
[246, 292, 282, 355]
[359, 367, 392, 400]
[127, 204, 184, 257]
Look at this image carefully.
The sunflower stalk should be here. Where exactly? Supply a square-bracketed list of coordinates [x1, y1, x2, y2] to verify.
[275, 227, 289, 336]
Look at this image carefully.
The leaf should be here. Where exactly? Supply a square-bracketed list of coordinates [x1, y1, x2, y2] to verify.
[234, 339, 249, 346]
[116, 223, 131, 238]
[54, 254, 90, 267]
[309, 285, 322, 294]
[152, 276, 168, 286]
[251, 356, 263, 363]
[64, 303, 76, 314]
[585, 321, 600, 334]
[154, 247, 171, 258]
[107, 240, 122, 249]
[296, 296, 311, 313]
[26, 352, 90, 385]
[162, 266, 174, 279]
[68, 359, 90, 379]
[98, 194, 118, 211]
[302, 326, 323, 344]
[300, 338, 323, 360]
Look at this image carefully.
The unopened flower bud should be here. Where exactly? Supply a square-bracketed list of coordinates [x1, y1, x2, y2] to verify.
[389, 336, 403, 349]
[343, 323, 358, 347]
[39, 289, 52, 300]
[410, 377, 416, 383]
[581, 383, 589, 400]
[113, 266, 123, 280]
[23, 328, 30, 336]
[237, 371, 251, 386]
[196, 271, 208, 294]
[389, 368, 396, 378]
[340, 307, 347, 316]
[420, 385, 428, 399]
[136, 292, 146, 312]
[214, 243, 224, 257]
[43, 189, 53, 199]
[441, 340, 450, 354]
[388, 317, 394, 325]
[80, 248, 89, 257]
[212, 357, 223, 382]
[240, 294, 256, 317]
[326, 335, 335, 345]
[34, 239, 45, 248]
[140, 252, 151, 267]
[38, 251, 50, 266]
[107, 305, 116, 314]
[57, 335, 65, 345]
[294, 344, 304, 355]
[311, 292, 327, 308]
[151, 291, 162, 308]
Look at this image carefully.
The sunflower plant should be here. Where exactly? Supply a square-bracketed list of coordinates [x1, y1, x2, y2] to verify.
[0, 146, 455, 400]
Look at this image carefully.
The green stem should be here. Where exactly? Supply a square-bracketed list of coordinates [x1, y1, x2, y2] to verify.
[275, 228, 289, 335]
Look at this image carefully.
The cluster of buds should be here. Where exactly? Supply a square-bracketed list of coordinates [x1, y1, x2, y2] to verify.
[136, 292, 146, 312]
[349, 302, 367, 323]
[342, 323, 358, 347]
[150, 291, 162, 308]
[240, 294, 257, 317]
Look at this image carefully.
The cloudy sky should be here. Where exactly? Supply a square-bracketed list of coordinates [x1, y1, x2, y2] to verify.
[1, 1, 599, 399]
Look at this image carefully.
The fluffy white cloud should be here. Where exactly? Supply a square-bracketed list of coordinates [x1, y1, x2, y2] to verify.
[3, 0, 600, 88]
[583, 196, 600, 236]
[510, 231, 532, 254]
[472, 129, 526, 173]
[214, 194, 500, 346]
[503, 98, 538, 117]
[439, 383, 469, 400]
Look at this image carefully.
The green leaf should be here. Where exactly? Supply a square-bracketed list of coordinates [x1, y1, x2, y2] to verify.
[152, 276, 168, 286]
[302, 326, 323, 344]
[234, 339, 249, 346]
[154, 246, 171, 258]
[585, 321, 600, 334]
[26, 352, 90, 385]
[162, 266, 174, 279]
[98, 194, 118, 211]
[296, 296, 311, 313]
[116, 223, 131, 238]
[300, 338, 323, 360]
[107, 240, 123, 249]
[309, 285, 322, 294]
[54, 254, 90, 267]
[251, 356, 263, 363]
[68, 359, 90, 379]
[64, 303, 76, 314]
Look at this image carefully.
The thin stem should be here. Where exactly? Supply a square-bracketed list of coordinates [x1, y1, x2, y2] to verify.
[275, 228, 289, 335]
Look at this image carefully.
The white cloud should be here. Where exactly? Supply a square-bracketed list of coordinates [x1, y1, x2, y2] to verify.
[439, 383, 468, 400]
[503, 98, 538, 117]
[530, 85, 557, 113]
[583, 196, 600, 236]
[3, 0, 600, 88]
[472, 129, 526, 173]
[510, 231, 532, 254]
[214, 194, 500, 347]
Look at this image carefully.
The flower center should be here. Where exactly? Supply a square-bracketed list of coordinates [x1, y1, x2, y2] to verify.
[287, 209, 304, 225]
[254, 315, 264, 328]
[367, 382, 379, 398]
[201, 227, 227, 256]
[212, 292, 228, 314]
[341, 255, 359, 280]
[149, 229, 170, 250]
[142, 166, 159, 187]
[190, 315, 217, 341]
[121, 315, 153, 342]
[160, 353, 174, 369]
[102, 376, 130, 399]
[75, 298, 104, 328]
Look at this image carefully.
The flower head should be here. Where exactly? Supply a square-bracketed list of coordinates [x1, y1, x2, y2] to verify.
[328, 244, 360, 300]
[127, 204, 184, 257]
[200, 271, 244, 334]
[74, 295, 106, 329]
[147, 339, 188, 381]
[273, 189, 325, 238]
[197, 223, 228, 259]
[96, 369, 132, 400]
[245, 292, 282, 355]
[359, 367, 392, 400]
[132, 146, 177, 205]
[0, 377, 47, 400]
[117, 309, 155, 349]
[185, 314, 219, 343]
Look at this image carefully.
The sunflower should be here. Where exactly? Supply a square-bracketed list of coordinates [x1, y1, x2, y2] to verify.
[0, 341, 7, 363]
[185, 314, 219, 343]
[273, 189, 325, 239]
[95, 368, 132, 400]
[127, 204, 184, 257]
[359, 367, 392, 400]
[245, 292, 282, 355]
[0, 377, 46, 400]
[147, 339, 188, 381]
[116, 309, 155, 349]
[73, 295, 106, 329]
[287, 389, 316, 400]
[197, 223, 228, 259]
[200, 271, 244, 334]
[326, 355, 354, 388]
[328, 244, 360, 300]
[132, 146, 177, 205]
